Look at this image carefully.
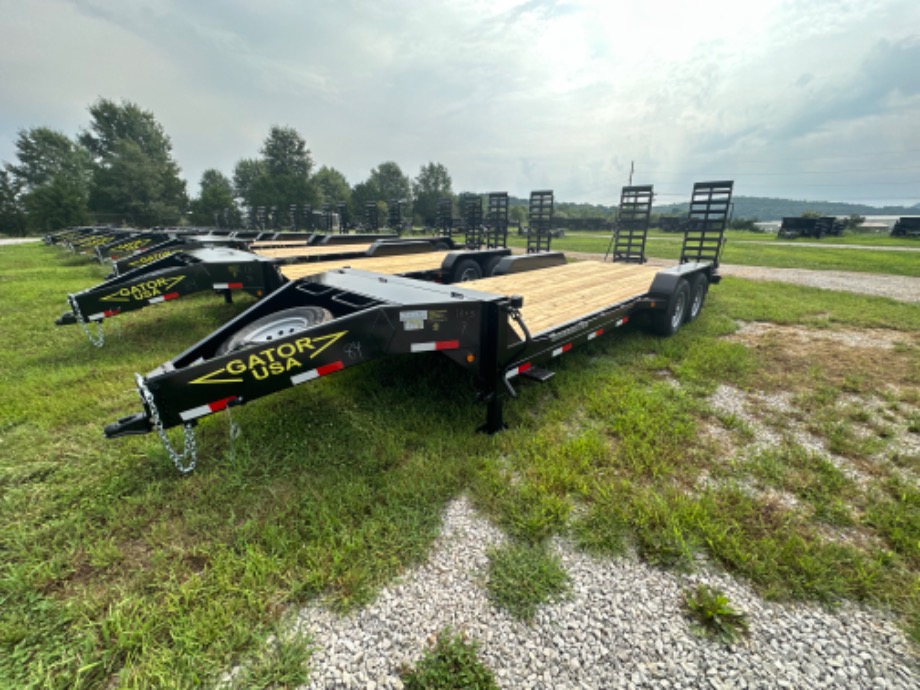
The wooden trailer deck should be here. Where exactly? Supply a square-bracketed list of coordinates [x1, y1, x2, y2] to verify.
[278, 251, 451, 279]
[467, 261, 661, 335]
[252, 242, 371, 259]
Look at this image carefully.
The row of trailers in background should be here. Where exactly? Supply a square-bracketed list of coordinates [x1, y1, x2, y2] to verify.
[45, 181, 735, 473]
[775, 215, 920, 239]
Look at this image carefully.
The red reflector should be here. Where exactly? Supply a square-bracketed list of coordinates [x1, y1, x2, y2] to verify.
[436, 340, 459, 350]
[209, 396, 238, 413]
[519, 362, 532, 374]
[163, 292, 180, 301]
[317, 361, 345, 376]
[228, 282, 243, 289]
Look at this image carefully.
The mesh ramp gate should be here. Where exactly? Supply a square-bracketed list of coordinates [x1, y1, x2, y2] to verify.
[526, 190, 554, 253]
[605, 185, 653, 263]
[680, 180, 733, 267]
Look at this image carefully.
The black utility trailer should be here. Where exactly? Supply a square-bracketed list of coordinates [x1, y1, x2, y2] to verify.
[777, 216, 843, 239]
[108, 232, 399, 276]
[105, 250, 724, 473]
[890, 217, 920, 238]
[56, 239, 506, 346]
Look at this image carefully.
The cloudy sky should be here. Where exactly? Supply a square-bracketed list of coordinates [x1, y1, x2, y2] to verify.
[2, 0, 919, 206]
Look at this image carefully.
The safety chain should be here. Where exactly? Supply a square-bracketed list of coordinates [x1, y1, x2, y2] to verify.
[136, 373, 198, 474]
[225, 402, 241, 462]
[69, 295, 105, 348]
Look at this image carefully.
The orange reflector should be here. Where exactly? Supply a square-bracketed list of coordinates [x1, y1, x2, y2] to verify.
[466, 354, 475, 363]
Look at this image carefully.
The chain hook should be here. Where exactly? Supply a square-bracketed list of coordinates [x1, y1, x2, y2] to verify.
[136, 373, 198, 474]
[69, 294, 105, 347]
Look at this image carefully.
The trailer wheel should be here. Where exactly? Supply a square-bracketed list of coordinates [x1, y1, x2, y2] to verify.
[216, 306, 333, 354]
[483, 254, 504, 277]
[650, 279, 690, 336]
[452, 258, 483, 282]
[686, 274, 708, 323]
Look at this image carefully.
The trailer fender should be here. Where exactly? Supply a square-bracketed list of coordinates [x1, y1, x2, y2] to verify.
[441, 248, 513, 281]
[490, 252, 567, 276]
[365, 240, 446, 257]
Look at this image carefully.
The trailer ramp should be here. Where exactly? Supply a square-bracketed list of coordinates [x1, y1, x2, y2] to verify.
[680, 180, 733, 267]
[605, 185, 653, 263]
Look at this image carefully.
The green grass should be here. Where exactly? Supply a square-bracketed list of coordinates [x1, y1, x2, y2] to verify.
[1, 241, 919, 687]
[399, 629, 498, 690]
[510, 230, 920, 276]
[485, 543, 570, 621]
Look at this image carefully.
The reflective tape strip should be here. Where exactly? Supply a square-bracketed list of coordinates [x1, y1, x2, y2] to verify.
[552, 343, 573, 358]
[180, 396, 238, 422]
[87, 308, 121, 321]
[616, 316, 629, 327]
[148, 292, 180, 305]
[587, 328, 604, 340]
[506, 362, 532, 380]
[290, 360, 345, 386]
[213, 282, 243, 290]
[410, 340, 459, 353]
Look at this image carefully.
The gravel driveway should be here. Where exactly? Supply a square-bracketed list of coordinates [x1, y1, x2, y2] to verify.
[288, 254, 919, 689]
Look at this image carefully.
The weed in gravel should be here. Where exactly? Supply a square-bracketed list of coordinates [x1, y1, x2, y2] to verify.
[684, 584, 749, 644]
[399, 629, 498, 690]
[486, 543, 570, 621]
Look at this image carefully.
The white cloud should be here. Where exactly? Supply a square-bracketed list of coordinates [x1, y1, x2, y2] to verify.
[1, 0, 918, 205]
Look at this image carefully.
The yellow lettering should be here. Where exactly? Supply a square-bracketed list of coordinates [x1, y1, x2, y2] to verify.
[226, 359, 246, 375]
[285, 358, 301, 371]
[277, 343, 295, 358]
[247, 353, 266, 368]
[253, 367, 269, 380]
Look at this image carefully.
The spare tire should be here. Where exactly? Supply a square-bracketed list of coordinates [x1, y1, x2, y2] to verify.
[216, 306, 333, 355]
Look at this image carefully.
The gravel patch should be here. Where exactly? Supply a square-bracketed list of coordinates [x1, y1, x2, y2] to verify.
[717, 265, 920, 304]
[294, 497, 918, 689]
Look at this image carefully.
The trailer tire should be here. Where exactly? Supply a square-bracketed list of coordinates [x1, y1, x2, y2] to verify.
[649, 279, 690, 336]
[216, 306, 333, 354]
[483, 254, 504, 277]
[686, 274, 708, 323]
[452, 258, 483, 282]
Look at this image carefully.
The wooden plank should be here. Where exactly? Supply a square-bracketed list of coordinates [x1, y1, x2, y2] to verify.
[279, 251, 449, 280]
[253, 242, 370, 259]
[249, 240, 315, 249]
[465, 261, 661, 334]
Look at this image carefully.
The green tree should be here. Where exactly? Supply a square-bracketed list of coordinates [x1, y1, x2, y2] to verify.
[232, 127, 318, 221]
[190, 169, 235, 226]
[412, 162, 452, 225]
[8, 127, 92, 191]
[351, 161, 411, 225]
[844, 214, 865, 231]
[5, 127, 92, 233]
[80, 98, 187, 226]
[372, 161, 411, 205]
[0, 168, 27, 236]
[232, 158, 267, 207]
[314, 165, 351, 206]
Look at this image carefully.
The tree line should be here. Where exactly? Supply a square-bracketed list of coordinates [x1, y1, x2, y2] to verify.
[0, 98, 457, 235]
